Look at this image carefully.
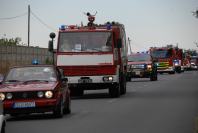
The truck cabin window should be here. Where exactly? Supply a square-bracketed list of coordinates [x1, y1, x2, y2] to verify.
[58, 32, 112, 52]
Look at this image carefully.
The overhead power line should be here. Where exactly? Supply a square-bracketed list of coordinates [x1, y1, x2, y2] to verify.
[30, 10, 56, 32]
[0, 12, 28, 20]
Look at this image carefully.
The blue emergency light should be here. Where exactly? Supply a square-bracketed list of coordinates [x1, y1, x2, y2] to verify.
[106, 23, 112, 30]
[60, 25, 66, 30]
[32, 59, 39, 65]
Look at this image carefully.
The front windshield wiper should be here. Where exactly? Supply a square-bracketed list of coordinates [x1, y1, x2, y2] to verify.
[138, 60, 147, 61]
[5, 80, 21, 83]
[87, 48, 103, 52]
[23, 80, 49, 84]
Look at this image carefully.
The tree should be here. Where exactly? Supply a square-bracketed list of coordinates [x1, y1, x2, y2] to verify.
[0, 37, 23, 46]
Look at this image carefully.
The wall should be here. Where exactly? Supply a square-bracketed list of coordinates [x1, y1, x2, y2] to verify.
[0, 45, 53, 74]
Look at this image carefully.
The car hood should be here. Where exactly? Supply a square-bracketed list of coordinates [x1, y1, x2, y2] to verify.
[128, 61, 152, 65]
[0, 82, 58, 92]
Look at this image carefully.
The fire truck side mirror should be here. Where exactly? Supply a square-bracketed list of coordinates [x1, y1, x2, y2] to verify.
[116, 39, 122, 48]
[48, 40, 54, 52]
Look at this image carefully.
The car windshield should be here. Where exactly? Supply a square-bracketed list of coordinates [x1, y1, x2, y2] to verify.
[58, 32, 112, 52]
[128, 54, 151, 62]
[151, 50, 170, 58]
[4, 66, 57, 83]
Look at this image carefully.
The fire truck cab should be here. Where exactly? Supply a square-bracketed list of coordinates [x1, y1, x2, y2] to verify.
[50, 13, 127, 98]
[150, 46, 184, 74]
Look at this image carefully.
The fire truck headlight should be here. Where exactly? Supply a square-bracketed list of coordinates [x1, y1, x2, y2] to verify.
[103, 76, 113, 82]
[175, 62, 179, 66]
[174, 61, 179, 66]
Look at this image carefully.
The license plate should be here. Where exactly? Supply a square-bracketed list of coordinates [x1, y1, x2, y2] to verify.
[13, 102, 36, 108]
[135, 71, 140, 75]
[78, 79, 92, 83]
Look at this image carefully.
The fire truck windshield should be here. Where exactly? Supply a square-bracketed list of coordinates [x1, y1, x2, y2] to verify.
[151, 50, 170, 59]
[58, 32, 112, 52]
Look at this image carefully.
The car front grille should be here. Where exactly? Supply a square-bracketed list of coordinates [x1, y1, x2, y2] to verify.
[10, 91, 38, 100]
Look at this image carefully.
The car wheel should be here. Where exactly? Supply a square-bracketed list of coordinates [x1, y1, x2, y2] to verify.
[63, 97, 71, 114]
[53, 99, 64, 118]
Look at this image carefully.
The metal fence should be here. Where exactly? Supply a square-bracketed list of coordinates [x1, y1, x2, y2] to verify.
[0, 45, 53, 74]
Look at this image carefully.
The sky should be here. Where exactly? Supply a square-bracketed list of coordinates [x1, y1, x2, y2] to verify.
[0, 0, 198, 52]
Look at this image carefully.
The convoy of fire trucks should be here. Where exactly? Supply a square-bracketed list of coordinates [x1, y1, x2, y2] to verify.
[150, 45, 185, 74]
[49, 13, 127, 98]
[47, 13, 198, 98]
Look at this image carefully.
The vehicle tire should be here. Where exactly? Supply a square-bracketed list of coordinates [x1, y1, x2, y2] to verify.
[63, 97, 71, 114]
[150, 74, 158, 81]
[109, 84, 120, 98]
[10, 114, 19, 117]
[126, 76, 131, 82]
[120, 74, 126, 95]
[1, 121, 5, 133]
[176, 67, 181, 73]
[169, 71, 175, 74]
[71, 89, 84, 97]
[53, 99, 64, 118]
[150, 68, 157, 81]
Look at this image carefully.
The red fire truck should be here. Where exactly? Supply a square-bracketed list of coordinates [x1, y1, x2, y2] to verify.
[49, 13, 128, 98]
[150, 45, 184, 74]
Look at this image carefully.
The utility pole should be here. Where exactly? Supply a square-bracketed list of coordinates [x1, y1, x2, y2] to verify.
[128, 37, 132, 54]
[28, 5, 30, 47]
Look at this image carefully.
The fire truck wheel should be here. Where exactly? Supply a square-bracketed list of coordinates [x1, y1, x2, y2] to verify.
[169, 71, 175, 74]
[120, 75, 126, 95]
[53, 98, 64, 118]
[109, 84, 120, 98]
[126, 76, 131, 82]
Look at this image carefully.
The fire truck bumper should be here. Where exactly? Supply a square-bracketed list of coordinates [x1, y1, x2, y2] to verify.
[66, 75, 119, 90]
[157, 67, 175, 73]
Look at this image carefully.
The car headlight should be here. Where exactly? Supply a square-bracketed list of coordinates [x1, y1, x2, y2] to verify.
[6, 93, 13, 99]
[147, 64, 152, 69]
[45, 91, 53, 98]
[0, 93, 5, 101]
[37, 91, 44, 98]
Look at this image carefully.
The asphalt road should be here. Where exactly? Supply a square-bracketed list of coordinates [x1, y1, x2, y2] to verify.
[6, 71, 198, 133]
